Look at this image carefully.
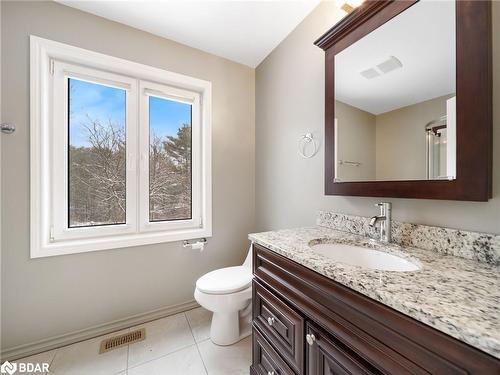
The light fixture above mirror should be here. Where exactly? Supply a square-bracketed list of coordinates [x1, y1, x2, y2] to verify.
[336, 0, 366, 14]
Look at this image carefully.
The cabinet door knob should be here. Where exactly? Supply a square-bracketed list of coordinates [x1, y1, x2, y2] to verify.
[306, 333, 316, 346]
[267, 316, 275, 326]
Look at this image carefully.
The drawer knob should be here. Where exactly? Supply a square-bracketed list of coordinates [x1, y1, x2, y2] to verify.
[267, 317, 275, 326]
[267, 372, 275, 375]
[306, 333, 316, 346]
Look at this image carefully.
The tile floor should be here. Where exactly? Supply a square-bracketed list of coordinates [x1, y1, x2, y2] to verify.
[14, 307, 252, 375]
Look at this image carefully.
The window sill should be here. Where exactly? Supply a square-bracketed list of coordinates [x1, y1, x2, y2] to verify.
[30, 227, 212, 258]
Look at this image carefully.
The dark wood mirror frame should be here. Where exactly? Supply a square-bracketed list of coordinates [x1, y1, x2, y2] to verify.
[315, 0, 492, 201]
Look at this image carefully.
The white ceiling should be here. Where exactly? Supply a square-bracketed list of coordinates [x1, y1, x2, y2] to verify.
[56, 0, 321, 68]
[335, 0, 456, 115]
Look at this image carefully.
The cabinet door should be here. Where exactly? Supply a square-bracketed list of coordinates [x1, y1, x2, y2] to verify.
[253, 281, 304, 374]
[252, 325, 295, 375]
[306, 323, 378, 375]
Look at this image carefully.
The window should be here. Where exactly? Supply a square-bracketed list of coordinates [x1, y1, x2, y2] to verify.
[148, 95, 192, 222]
[30, 36, 212, 257]
[138, 81, 202, 234]
[68, 78, 127, 228]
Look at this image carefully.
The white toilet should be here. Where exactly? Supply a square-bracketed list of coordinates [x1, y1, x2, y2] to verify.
[194, 246, 253, 346]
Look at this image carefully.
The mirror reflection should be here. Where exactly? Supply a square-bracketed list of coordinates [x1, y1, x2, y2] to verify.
[334, 0, 456, 182]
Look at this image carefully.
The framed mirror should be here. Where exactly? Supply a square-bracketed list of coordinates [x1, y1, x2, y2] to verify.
[315, 0, 492, 201]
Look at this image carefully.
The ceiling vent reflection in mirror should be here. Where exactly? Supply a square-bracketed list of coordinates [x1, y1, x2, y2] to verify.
[360, 56, 403, 79]
[359, 68, 380, 79]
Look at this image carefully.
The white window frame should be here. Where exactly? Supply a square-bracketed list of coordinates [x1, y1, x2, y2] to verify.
[52, 61, 139, 240]
[30, 36, 212, 258]
[139, 81, 202, 233]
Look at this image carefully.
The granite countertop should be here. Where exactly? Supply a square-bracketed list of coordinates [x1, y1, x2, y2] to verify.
[249, 226, 500, 359]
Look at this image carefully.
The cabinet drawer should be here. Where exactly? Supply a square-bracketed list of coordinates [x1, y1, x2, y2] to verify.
[252, 324, 295, 375]
[306, 322, 380, 375]
[253, 280, 305, 374]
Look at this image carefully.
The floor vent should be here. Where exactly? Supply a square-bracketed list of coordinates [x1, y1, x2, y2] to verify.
[99, 328, 145, 354]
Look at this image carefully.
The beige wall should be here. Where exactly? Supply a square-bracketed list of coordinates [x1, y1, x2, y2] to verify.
[375, 94, 452, 180]
[255, 1, 500, 233]
[1, 1, 255, 351]
[335, 100, 376, 181]
[336, 95, 452, 182]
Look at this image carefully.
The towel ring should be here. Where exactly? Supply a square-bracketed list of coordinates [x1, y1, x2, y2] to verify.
[298, 133, 318, 159]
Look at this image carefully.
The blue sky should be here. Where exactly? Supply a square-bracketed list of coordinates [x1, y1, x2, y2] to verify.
[69, 78, 191, 147]
[149, 96, 191, 140]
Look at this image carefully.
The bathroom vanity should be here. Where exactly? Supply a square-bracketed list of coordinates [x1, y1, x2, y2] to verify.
[249, 217, 500, 374]
[248, 0, 500, 372]
[246, 0, 499, 372]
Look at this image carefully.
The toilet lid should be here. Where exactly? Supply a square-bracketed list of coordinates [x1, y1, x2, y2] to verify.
[196, 266, 252, 295]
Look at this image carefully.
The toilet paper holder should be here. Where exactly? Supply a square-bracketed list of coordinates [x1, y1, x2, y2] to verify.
[183, 238, 207, 250]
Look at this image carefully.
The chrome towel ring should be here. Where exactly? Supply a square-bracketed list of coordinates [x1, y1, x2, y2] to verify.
[298, 133, 319, 159]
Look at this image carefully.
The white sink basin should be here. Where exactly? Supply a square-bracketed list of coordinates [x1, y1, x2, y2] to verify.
[310, 243, 420, 272]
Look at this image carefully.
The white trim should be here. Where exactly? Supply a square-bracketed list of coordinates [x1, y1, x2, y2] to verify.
[34, 227, 213, 258]
[144, 88, 196, 105]
[30, 36, 211, 93]
[30, 35, 212, 258]
[0, 300, 199, 362]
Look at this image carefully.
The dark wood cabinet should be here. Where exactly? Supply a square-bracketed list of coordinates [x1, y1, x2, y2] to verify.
[251, 243, 500, 375]
[306, 323, 377, 375]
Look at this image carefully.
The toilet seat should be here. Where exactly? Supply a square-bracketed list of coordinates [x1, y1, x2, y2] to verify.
[196, 266, 252, 295]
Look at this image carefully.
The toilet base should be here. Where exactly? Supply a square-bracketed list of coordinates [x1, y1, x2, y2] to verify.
[194, 283, 252, 346]
[210, 302, 252, 346]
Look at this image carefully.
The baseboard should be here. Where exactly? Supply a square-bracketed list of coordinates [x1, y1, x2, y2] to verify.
[1, 299, 199, 361]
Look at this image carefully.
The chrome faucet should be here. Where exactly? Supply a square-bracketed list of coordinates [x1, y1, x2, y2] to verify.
[369, 202, 392, 243]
